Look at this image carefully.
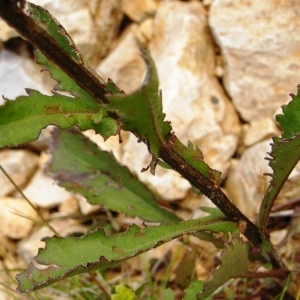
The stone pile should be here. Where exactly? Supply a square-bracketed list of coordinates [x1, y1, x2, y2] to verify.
[1, 0, 300, 296]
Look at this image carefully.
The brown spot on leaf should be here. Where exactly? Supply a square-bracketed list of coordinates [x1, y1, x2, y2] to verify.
[112, 246, 124, 254]
[44, 105, 62, 114]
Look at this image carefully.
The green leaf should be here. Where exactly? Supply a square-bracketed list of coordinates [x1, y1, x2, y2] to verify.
[49, 129, 179, 223]
[162, 288, 175, 300]
[17, 215, 238, 292]
[196, 236, 248, 300]
[258, 86, 300, 230]
[112, 285, 136, 300]
[35, 50, 92, 100]
[0, 3, 118, 149]
[183, 281, 205, 300]
[0, 90, 116, 147]
[27, 2, 83, 63]
[169, 137, 221, 184]
[108, 49, 172, 157]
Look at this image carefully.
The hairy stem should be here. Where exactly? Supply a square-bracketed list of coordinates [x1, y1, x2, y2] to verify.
[160, 135, 261, 246]
[0, 1, 262, 246]
[0, 0, 109, 104]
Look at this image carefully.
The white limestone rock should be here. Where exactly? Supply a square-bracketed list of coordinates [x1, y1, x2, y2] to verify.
[97, 25, 146, 93]
[149, 1, 240, 149]
[0, 150, 39, 197]
[99, 1, 241, 200]
[123, 1, 240, 199]
[17, 226, 53, 264]
[225, 141, 273, 218]
[226, 139, 300, 219]
[209, 0, 300, 122]
[19, 169, 74, 208]
[121, 0, 158, 22]
[0, 20, 18, 42]
[0, 50, 54, 104]
[0, 197, 38, 239]
[242, 117, 280, 147]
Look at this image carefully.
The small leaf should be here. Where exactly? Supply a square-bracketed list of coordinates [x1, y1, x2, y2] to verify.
[258, 87, 300, 230]
[112, 285, 136, 300]
[183, 281, 205, 300]
[48, 129, 179, 223]
[0, 90, 116, 147]
[169, 136, 221, 184]
[17, 215, 238, 292]
[162, 288, 175, 300]
[35, 50, 92, 100]
[196, 236, 248, 299]
[27, 2, 83, 63]
[108, 49, 172, 157]
[276, 86, 300, 139]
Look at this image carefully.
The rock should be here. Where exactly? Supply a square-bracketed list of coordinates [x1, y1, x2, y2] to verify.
[0, 197, 38, 239]
[0, 20, 18, 42]
[0, 149, 39, 197]
[83, 129, 124, 161]
[17, 226, 53, 264]
[17, 219, 87, 263]
[0, 49, 54, 104]
[28, 126, 56, 152]
[121, 1, 240, 199]
[121, 136, 191, 200]
[150, 1, 240, 147]
[19, 169, 74, 208]
[59, 194, 79, 215]
[97, 25, 146, 93]
[209, 0, 300, 122]
[29, 0, 123, 64]
[136, 18, 155, 47]
[242, 117, 280, 147]
[121, 0, 158, 22]
[77, 194, 101, 215]
[87, 0, 124, 62]
[225, 141, 273, 218]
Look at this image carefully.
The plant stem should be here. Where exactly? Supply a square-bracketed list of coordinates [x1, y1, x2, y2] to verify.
[160, 136, 262, 246]
[0, 0, 262, 246]
[0, 0, 109, 105]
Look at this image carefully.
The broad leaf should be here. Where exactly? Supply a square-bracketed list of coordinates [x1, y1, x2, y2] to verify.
[17, 214, 238, 292]
[0, 3, 118, 149]
[258, 86, 300, 230]
[48, 129, 179, 223]
[0, 90, 116, 147]
[108, 50, 172, 157]
[196, 236, 248, 299]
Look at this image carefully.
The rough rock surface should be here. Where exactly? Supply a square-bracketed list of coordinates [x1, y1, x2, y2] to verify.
[209, 0, 300, 122]
[0, 150, 39, 197]
[120, 1, 241, 199]
[0, 197, 37, 239]
[0, 50, 53, 104]
[121, 0, 158, 22]
[97, 25, 146, 94]
[225, 141, 273, 218]
[19, 169, 74, 208]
